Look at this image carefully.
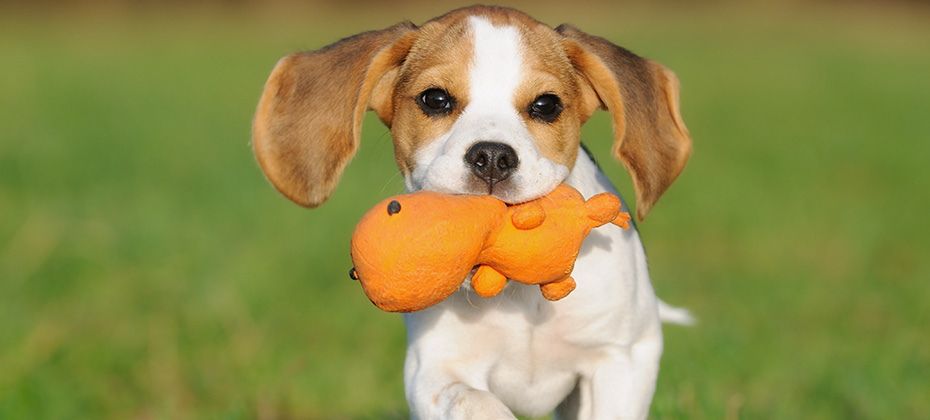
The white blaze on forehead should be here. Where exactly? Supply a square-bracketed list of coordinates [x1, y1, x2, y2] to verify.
[467, 16, 523, 116]
[405, 16, 569, 202]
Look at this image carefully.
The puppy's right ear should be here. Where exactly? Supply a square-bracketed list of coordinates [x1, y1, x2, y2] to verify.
[253, 22, 417, 207]
[558, 25, 691, 222]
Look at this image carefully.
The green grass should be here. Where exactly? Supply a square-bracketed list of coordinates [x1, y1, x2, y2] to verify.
[1, 2, 929, 419]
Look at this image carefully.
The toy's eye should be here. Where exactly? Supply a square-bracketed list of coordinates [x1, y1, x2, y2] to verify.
[387, 200, 401, 215]
[528, 94, 562, 123]
[418, 88, 455, 116]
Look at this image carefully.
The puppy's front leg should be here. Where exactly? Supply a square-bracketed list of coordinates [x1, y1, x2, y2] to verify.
[408, 379, 516, 420]
[555, 328, 663, 420]
[404, 311, 516, 420]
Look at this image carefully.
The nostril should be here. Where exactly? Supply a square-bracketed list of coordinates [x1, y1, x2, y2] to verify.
[464, 141, 519, 186]
[498, 155, 511, 170]
[474, 154, 487, 168]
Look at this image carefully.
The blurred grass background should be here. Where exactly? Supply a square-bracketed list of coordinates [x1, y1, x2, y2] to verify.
[1, 0, 929, 418]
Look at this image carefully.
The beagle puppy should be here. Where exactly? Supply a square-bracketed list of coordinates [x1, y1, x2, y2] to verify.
[253, 6, 692, 420]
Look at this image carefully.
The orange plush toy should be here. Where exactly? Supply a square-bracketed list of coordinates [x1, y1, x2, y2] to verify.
[349, 184, 631, 313]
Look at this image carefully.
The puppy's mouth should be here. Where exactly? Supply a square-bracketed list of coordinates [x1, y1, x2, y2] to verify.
[465, 177, 518, 202]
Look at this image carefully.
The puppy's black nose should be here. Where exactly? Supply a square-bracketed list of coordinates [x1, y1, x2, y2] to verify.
[464, 141, 519, 186]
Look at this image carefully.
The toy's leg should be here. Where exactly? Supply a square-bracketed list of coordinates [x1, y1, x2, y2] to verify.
[472, 265, 507, 297]
[539, 276, 576, 301]
[510, 201, 546, 230]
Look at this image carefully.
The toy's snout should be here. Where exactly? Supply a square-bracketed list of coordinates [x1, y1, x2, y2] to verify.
[350, 200, 401, 282]
[350, 191, 506, 312]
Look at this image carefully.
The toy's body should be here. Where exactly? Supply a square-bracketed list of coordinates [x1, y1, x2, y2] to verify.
[350, 184, 630, 312]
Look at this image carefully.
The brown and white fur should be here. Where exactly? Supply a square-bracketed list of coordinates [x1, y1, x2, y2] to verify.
[253, 6, 692, 420]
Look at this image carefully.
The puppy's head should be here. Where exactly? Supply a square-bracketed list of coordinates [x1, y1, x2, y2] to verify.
[253, 6, 690, 221]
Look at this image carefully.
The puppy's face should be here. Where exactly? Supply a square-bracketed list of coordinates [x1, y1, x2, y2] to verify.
[386, 15, 588, 203]
[253, 6, 691, 221]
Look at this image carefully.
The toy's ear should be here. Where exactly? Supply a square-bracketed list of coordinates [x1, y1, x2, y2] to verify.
[585, 192, 623, 225]
[252, 22, 417, 207]
[558, 25, 691, 222]
[511, 202, 546, 230]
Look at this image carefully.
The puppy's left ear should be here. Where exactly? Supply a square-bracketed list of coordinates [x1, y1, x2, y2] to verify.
[558, 25, 691, 222]
[253, 22, 416, 208]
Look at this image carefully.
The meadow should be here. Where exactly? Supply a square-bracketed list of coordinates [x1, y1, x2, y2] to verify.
[1, 1, 928, 418]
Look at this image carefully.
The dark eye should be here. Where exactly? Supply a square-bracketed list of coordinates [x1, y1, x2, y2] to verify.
[387, 200, 401, 215]
[418, 88, 455, 116]
[528, 94, 562, 123]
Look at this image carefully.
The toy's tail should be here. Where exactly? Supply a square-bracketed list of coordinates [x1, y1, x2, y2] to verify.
[611, 211, 631, 230]
[657, 299, 696, 326]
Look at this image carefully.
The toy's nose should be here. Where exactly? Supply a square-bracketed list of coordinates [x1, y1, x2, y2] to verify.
[465, 141, 518, 187]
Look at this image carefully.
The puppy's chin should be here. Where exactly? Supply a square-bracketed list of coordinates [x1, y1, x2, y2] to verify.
[408, 171, 568, 205]
[404, 179, 516, 202]
[498, 163, 571, 204]
[461, 178, 545, 205]
[463, 178, 522, 204]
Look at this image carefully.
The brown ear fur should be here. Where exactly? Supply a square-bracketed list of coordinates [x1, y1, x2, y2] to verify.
[252, 22, 416, 207]
[557, 25, 691, 221]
